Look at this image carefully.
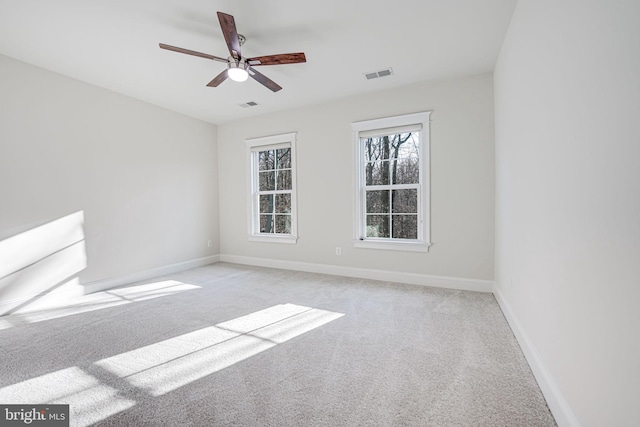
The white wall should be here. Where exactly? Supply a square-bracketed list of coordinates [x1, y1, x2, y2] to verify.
[0, 54, 218, 312]
[218, 73, 495, 283]
[494, 1, 640, 426]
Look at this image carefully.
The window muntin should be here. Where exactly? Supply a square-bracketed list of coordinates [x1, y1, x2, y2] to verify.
[362, 132, 421, 240]
[246, 133, 297, 243]
[352, 112, 431, 251]
[256, 147, 292, 234]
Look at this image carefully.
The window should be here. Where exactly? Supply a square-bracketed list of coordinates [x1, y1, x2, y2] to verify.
[352, 112, 431, 251]
[246, 133, 297, 243]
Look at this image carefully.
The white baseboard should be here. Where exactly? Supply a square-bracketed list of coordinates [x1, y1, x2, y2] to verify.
[82, 255, 220, 294]
[493, 285, 580, 427]
[219, 254, 493, 293]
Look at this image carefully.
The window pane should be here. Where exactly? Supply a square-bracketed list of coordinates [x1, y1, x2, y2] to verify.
[275, 214, 291, 234]
[392, 189, 418, 213]
[275, 193, 291, 213]
[392, 158, 420, 184]
[259, 171, 275, 191]
[258, 150, 275, 171]
[365, 161, 389, 186]
[260, 215, 274, 233]
[277, 170, 292, 190]
[390, 133, 419, 160]
[363, 136, 391, 161]
[366, 190, 389, 214]
[276, 148, 291, 169]
[366, 215, 390, 238]
[259, 194, 274, 213]
[392, 215, 418, 239]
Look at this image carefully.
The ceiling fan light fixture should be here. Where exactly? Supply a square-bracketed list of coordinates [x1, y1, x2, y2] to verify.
[228, 61, 249, 82]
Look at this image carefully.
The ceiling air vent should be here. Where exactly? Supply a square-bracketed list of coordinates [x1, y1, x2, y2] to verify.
[239, 101, 259, 108]
[364, 68, 394, 80]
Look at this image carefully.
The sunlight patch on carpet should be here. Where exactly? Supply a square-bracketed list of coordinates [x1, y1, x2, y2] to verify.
[0, 280, 200, 330]
[0, 366, 135, 425]
[96, 303, 344, 396]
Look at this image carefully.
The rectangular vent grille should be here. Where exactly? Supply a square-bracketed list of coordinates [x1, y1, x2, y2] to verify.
[239, 101, 259, 108]
[364, 68, 394, 80]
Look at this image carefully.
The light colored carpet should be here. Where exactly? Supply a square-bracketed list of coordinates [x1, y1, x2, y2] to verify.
[0, 263, 556, 426]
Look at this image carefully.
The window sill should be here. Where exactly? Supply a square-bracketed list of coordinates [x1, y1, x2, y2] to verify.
[249, 234, 298, 244]
[353, 239, 431, 252]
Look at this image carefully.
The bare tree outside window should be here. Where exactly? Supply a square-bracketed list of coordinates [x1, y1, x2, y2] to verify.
[257, 147, 292, 234]
[363, 132, 420, 240]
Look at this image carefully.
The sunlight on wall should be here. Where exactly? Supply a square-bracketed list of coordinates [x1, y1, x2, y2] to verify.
[96, 303, 344, 396]
[0, 366, 135, 426]
[0, 211, 87, 316]
[0, 280, 200, 330]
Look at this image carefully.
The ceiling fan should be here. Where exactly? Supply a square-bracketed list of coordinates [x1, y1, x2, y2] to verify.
[159, 11, 306, 92]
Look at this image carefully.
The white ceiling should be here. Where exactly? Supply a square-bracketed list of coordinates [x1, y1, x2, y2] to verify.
[0, 0, 517, 125]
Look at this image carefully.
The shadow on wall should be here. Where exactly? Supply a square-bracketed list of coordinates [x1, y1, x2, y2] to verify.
[0, 211, 87, 316]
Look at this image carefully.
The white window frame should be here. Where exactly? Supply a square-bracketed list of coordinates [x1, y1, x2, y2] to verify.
[351, 112, 431, 252]
[245, 132, 298, 244]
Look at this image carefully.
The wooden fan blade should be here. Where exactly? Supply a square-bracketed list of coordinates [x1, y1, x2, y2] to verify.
[207, 70, 228, 87]
[248, 67, 282, 92]
[217, 12, 241, 58]
[247, 53, 306, 66]
[159, 43, 227, 63]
